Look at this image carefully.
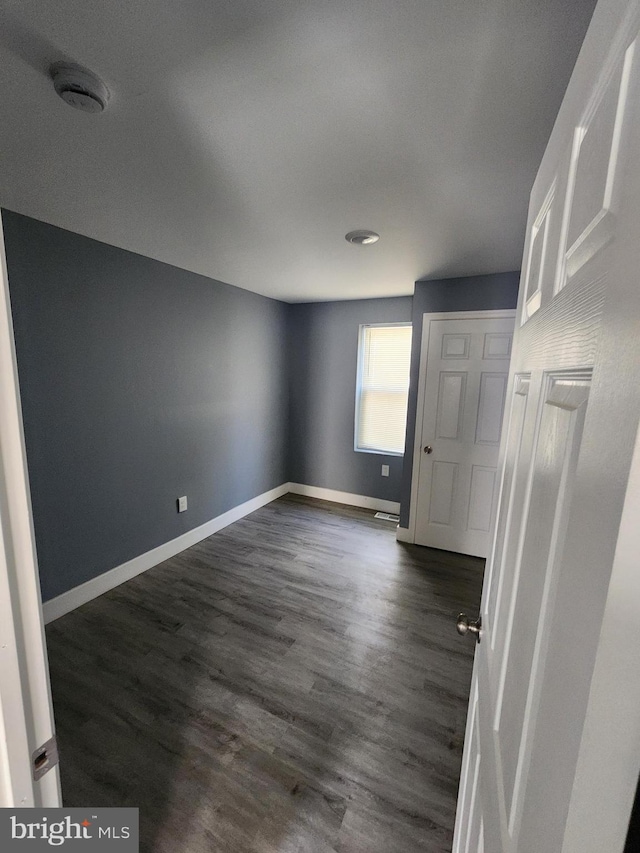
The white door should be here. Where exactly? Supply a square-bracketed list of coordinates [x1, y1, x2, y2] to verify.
[0, 215, 61, 806]
[454, 1, 640, 851]
[413, 312, 515, 558]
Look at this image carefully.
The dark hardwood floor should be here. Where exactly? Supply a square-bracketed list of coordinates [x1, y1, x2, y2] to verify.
[45, 495, 483, 852]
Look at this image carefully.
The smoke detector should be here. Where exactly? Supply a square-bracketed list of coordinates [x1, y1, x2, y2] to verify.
[345, 230, 380, 245]
[50, 63, 110, 113]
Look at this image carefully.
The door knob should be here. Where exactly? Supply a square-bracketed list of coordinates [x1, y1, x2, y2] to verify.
[424, 445, 433, 454]
[457, 613, 482, 643]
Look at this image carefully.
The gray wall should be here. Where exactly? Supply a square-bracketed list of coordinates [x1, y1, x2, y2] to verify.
[4, 208, 519, 600]
[3, 210, 289, 601]
[288, 298, 412, 503]
[399, 272, 521, 527]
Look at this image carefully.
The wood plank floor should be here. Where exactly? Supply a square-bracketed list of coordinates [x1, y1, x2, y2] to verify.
[46, 495, 484, 853]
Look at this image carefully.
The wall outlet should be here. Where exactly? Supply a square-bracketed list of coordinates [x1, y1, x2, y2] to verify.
[177, 495, 188, 512]
[381, 465, 390, 477]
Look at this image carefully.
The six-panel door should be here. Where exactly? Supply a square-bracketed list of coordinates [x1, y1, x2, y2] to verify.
[454, 3, 640, 851]
[415, 315, 515, 558]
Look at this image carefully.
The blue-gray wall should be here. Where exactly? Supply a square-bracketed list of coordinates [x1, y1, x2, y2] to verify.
[4, 209, 520, 601]
[3, 210, 289, 601]
[399, 272, 521, 527]
[288, 298, 412, 504]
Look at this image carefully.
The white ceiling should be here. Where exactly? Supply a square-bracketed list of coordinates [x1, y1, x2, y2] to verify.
[0, 0, 596, 302]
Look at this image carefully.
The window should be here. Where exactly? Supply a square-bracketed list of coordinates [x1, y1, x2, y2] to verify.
[355, 323, 412, 455]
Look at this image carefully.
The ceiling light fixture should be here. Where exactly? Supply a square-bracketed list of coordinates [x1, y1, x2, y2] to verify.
[345, 230, 380, 246]
[50, 62, 110, 113]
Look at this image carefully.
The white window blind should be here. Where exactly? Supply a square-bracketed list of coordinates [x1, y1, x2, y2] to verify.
[355, 323, 412, 455]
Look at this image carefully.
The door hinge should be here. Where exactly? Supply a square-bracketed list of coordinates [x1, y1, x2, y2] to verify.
[32, 735, 59, 781]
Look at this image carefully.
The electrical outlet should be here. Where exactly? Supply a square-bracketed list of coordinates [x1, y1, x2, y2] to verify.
[381, 465, 390, 477]
[177, 495, 188, 512]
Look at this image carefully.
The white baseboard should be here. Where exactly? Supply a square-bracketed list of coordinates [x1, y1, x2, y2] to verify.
[288, 483, 400, 514]
[395, 525, 414, 543]
[42, 483, 289, 624]
[43, 481, 404, 623]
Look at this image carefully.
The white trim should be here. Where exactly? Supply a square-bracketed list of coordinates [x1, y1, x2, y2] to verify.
[43, 481, 402, 624]
[395, 525, 413, 543]
[43, 483, 289, 624]
[0, 216, 61, 806]
[288, 483, 400, 514]
[407, 310, 517, 542]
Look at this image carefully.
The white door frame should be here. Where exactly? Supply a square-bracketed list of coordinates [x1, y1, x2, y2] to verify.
[0, 214, 61, 806]
[403, 310, 516, 544]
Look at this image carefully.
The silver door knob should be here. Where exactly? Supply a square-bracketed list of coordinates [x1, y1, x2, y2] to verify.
[424, 445, 433, 454]
[457, 613, 482, 643]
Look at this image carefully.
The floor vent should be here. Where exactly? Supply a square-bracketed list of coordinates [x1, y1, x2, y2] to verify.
[374, 512, 400, 523]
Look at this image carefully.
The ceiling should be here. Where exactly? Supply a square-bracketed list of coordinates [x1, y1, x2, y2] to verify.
[0, 0, 596, 302]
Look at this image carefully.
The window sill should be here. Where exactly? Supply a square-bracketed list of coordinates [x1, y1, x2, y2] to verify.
[354, 447, 404, 458]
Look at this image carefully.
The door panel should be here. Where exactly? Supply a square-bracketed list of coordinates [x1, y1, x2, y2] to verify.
[475, 373, 508, 446]
[522, 184, 554, 321]
[496, 373, 591, 834]
[436, 372, 466, 440]
[560, 41, 635, 286]
[485, 375, 531, 659]
[443, 334, 471, 359]
[467, 467, 496, 533]
[429, 461, 458, 525]
[483, 333, 512, 360]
